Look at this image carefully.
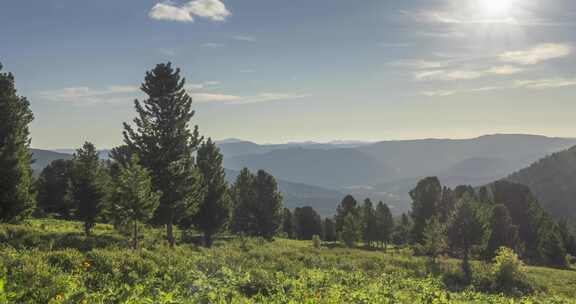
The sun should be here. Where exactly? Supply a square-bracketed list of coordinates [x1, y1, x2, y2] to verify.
[479, 0, 515, 17]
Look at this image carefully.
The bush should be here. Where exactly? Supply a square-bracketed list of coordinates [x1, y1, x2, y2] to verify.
[312, 235, 322, 248]
[489, 247, 535, 296]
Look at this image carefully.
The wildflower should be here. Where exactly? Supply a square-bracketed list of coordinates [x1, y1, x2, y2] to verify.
[54, 293, 64, 301]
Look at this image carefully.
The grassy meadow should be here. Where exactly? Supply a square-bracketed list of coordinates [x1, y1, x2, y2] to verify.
[0, 219, 575, 304]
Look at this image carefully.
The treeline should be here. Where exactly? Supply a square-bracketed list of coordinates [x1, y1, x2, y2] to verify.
[1, 62, 284, 248]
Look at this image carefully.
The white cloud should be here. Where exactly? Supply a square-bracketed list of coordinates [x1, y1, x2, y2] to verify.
[232, 35, 256, 42]
[192, 92, 308, 104]
[414, 69, 484, 81]
[514, 78, 576, 89]
[38, 86, 140, 104]
[185, 81, 220, 90]
[192, 93, 242, 102]
[185, 0, 230, 21]
[149, 3, 194, 22]
[389, 59, 446, 69]
[499, 43, 572, 65]
[202, 42, 225, 48]
[149, 0, 230, 23]
[403, 10, 520, 25]
[485, 65, 525, 75]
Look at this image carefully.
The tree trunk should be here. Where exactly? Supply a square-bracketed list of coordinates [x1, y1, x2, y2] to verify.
[132, 221, 138, 250]
[84, 222, 91, 237]
[167, 215, 175, 248]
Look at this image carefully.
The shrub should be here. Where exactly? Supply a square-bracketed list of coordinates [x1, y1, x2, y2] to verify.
[312, 235, 322, 248]
[490, 247, 535, 296]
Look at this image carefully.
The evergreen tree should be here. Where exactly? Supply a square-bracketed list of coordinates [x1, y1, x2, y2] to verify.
[536, 219, 567, 267]
[282, 208, 294, 239]
[184, 139, 229, 247]
[0, 63, 35, 222]
[558, 219, 576, 256]
[71, 142, 106, 236]
[252, 170, 283, 240]
[335, 195, 359, 233]
[323, 217, 337, 242]
[341, 213, 362, 248]
[422, 216, 446, 262]
[230, 168, 256, 234]
[361, 198, 378, 247]
[410, 177, 442, 243]
[37, 159, 74, 219]
[393, 213, 412, 245]
[437, 187, 455, 223]
[485, 204, 521, 259]
[111, 155, 161, 249]
[375, 201, 394, 249]
[293, 206, 322, 240]
[447, 197, 489, 283]
[122, 63, 203, 247]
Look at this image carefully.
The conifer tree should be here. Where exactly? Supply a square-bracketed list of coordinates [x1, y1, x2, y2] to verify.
[335, 195, 359, 233]
[282, 208, 294, 239]
[375, 201, 394, 249]
[323, 217, 337, 242]
[361, 198, 377, 247]
[253, 170, 283, 240]
[423, 216, 446, 262]
[37, 159, 74, 219]
[0, 63, 35, 222]
[231, 168, 256, 234]
[123, 63, 203, 247]
[341, 213, 362, 248]
[393, 213, 412, 245]
[485, 204, 521, 259]
[111, 155, 161, 249]
[410, 177, 442, 243]
[71, 142, 106, 236]
[190, 138, 229, 247]
[293, 206, 322, 240]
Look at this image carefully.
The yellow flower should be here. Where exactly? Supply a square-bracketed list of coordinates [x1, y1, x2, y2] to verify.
[54, 293, 64, 301]
[82, 261, 91, 270]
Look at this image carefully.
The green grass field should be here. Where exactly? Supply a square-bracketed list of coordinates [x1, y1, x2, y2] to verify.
[1, 219, 575, 303]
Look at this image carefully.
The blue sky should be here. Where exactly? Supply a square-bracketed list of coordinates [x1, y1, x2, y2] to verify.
[1, 0, 575, 149]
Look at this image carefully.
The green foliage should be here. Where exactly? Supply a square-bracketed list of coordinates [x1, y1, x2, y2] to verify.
[1, 219, 575, 303]
[71, 142, 107, 236]
[410, 177, 442, 243]
[361, 198, 378, 247]
[231, 168, 256, 234]
[485, 204, 522, 259]
[312, 234, 322, 248]
[187, 138, 229, 247]
[335, 194, 359, 233]
[37, 159, 74, 219]
[122, 63, 203, 247]
[490, 247, 535, 296]
[0, 63, 35, 223]
[111, 155, 161, 249]
[375, 201, 394, 249]
[341, 213, 362, 248]
[293, 206, 322, 240]
[322, 217, 337, 242]
[422, 216, 446, 260]
[281, 208, 293, 239]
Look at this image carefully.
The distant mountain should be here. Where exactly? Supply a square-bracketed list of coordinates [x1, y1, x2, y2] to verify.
[507, 146, 576, 219]
[225, 147, 392, 189]
[30, 149, 73, 173]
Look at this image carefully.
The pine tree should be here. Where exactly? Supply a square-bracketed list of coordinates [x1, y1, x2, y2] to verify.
[282, 208, 294, 239]
[293, 206, 322, 240]
[71, 142, 106, 236]
[341, 213, 362, 248]
[393, 213, 412, 245]
[375, 201, 394, 249]
[37, 159, 74, 219]
[323, 218, 337, 242]
[361, 198, 377, 248]
[410, 177, 442, 243]
[447, 197, 489, 283]
[422, 216, 446, 262]
[558, 219, 576, 256]
[122, 63, 203, 247]
[111, 155, 161, 249]
[485, 204, 521, 259]
[190, 138, 229, 247]
[252, 170, 283, 240]
[335, 195, 359, 233]
[0, 63, 35, 222]
[231, 168, 256, 234]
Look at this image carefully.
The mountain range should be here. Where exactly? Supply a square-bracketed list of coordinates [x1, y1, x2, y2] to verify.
[32, 134, 576, 217]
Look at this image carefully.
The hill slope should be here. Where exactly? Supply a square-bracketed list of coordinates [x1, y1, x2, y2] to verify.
[507, 146, 576, 219]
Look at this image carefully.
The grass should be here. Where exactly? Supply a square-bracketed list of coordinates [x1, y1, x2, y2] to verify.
[0, 219, 575, 303]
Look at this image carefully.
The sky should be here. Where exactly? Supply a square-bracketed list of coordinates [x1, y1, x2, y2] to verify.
[1, 0, 575, 149]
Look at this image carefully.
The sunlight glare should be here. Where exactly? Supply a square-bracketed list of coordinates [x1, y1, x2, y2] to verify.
[479, 0, 515, 17]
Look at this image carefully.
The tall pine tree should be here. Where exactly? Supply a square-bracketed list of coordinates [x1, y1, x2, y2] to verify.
[410, 177, 442, 243]
[123, 63, 203, 247]
[375, 201, 394, 249]
[231, 168, 256, 234]
[190, 138, 229, 247]
[37, 159, 74, 219]
[253, 170, 283, 240]
[0, 63, 35, 222]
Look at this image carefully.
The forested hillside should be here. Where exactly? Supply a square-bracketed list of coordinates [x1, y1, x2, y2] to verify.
[508, 146, 576, 219]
